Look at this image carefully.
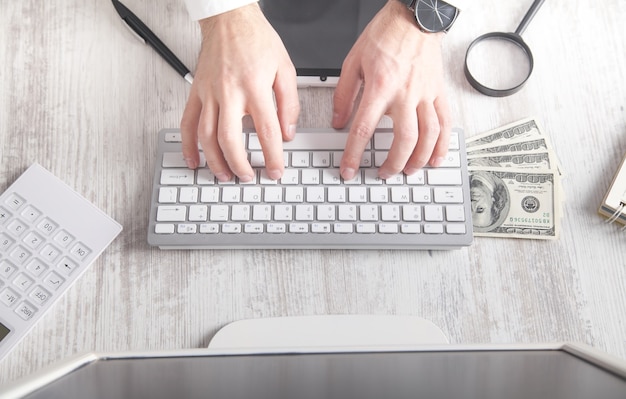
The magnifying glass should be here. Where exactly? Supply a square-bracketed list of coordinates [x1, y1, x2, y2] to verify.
[464, 0, 545, 97]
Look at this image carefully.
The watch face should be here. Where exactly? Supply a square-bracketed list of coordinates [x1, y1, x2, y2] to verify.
[415, 0, 458, 33]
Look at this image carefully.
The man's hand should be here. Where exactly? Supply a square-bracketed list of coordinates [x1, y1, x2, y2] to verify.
[181, 3, 300, 182]
[332, 0, 451, 180]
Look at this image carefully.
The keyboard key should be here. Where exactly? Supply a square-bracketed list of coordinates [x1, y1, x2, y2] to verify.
[160, 169, 195, 185]
[155, 224, 175, 234]
[157, 206, 187, 222]
[434, 187, 464, 203]
[424, 224, 444, 234]
[427, 169, 462, 186]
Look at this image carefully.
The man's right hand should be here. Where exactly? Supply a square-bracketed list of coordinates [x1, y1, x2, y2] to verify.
[180, 3, 300, 182]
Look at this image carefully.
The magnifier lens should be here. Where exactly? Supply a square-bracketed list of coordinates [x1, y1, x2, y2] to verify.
[465, 36, 532, 91]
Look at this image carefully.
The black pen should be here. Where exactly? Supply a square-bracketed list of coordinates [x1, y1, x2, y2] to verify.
[112, 0, 194, 85]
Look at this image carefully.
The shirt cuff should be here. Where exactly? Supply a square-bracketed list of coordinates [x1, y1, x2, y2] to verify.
[184, 0, 259, 21]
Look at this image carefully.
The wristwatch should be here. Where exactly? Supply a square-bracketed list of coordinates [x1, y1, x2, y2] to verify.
[400, 0, 459, 33]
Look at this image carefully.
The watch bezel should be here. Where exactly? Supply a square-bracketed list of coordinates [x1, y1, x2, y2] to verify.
[409, 0, 459, 33]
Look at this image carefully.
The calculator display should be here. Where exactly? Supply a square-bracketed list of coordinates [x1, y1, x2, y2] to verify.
[0, 322, 10, 342]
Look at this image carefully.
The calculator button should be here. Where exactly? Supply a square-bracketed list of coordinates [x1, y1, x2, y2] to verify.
[22, 231, 45, 250]
[9, 245, 31, 265]
[0, 233, 15, 251]
[15, 301, 37, 320]
[30, 286, 51, 306]
[57, 257, 79, 276]
[40, 244, 61, 263]
[6, 219, 28, 237]
[43, 272, 65, 291]
[0, 206, 11, 225]
[12, 273, 34, 292]
[0, 287, 20, 308]
[36, 218, 58, 236]
[21, 205, 42, 222]
[70, 242, 91, 261]
[5, 194, 26, 211]
[0, 260, 17, 279]
[25, 258, 48, 277]
[53, 230, 75, 248]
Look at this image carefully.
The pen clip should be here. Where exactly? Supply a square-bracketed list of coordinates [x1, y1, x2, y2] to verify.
[120, 19, 146, 45]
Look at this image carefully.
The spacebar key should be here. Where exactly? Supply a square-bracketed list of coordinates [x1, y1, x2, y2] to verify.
[248, 132, 370, 151]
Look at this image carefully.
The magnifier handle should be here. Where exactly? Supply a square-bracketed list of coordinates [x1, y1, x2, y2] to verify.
[515, 0, 545, 36]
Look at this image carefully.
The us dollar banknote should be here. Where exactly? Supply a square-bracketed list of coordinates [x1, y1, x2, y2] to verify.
[468, 167, 560, 239]
[466, 117, 563, 239]
[467, 151, 554, 170]
[466, 118, 543, 148]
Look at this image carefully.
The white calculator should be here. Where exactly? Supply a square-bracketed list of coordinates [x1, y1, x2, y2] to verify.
[0, 164, 122, 361]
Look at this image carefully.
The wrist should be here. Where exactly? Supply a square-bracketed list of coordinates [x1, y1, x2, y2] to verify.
[198, 2, 261, 38]
[384, 0, 445, 42]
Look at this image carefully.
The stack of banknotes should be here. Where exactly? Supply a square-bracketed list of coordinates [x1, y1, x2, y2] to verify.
[465, 118, 563, 239]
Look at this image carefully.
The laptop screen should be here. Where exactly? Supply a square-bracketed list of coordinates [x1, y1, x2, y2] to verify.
[21, 350, 626, 399]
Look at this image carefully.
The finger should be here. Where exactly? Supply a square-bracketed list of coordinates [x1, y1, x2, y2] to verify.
[180, 91, 203, 169]
[248, 92, 285, 181]
[216, 104, 255, 182]
[405, 101, 441, 172]
[274, 62, 300, 142]
[340, 86, 387, 180]
[379, 104, 418, 179]
[196, 103, 233, 182]
[429, 95, 452, 167]
[332, 57, 362, 129]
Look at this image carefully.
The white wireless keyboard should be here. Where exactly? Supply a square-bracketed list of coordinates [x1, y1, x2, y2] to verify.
[148, 128, 473, 250]
[0, 163, 122, 361]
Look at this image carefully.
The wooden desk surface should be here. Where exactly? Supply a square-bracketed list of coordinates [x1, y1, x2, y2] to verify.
[1, 0, 625, 385]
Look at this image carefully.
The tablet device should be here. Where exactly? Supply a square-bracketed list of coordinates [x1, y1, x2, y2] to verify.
[260, 0, 387, 87]
[3, 343, 626, 399]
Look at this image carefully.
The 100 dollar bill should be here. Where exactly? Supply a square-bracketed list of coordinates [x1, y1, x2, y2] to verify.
[468, 151, 554, 170]
[468, 167, 559, 239]
[466, 118, 543, 148]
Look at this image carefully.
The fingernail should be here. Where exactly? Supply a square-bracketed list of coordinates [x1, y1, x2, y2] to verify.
[341, 167, 356, 180]
[215, 172, 231, 182]
[379, 171, 391, 180]
[404, 167, 418, 176]
[431, 157, 444, 167]
[332, 112, 340, 126]
[239, 174, 255, 183]
[267, 169, 282, 181]
[287, 124, 296, 140]
[185, 158, 197, 169]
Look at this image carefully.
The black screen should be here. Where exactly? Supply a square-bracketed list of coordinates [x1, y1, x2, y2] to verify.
[0, 322, 10, 342]
[24, 350, 626, 399]
[260, 0, 387, 77]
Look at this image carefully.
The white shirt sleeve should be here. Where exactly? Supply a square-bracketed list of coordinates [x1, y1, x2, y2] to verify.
[184, 0, 259, 21]
[183, 0, 468, 22]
